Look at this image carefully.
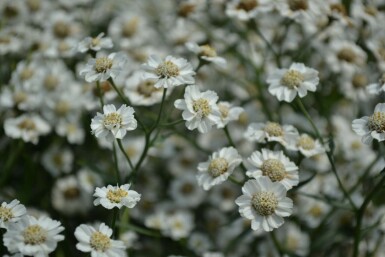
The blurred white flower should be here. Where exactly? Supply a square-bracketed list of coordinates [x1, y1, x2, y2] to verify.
[186, 42, 226, 67]
[216, 101, 243, 128]
[288, 133, 325, 157]
[78, 32, 113, 53]
[93, 184, 141, 209]
[0, 199, 26, 229]
[352, 103, 385, 144]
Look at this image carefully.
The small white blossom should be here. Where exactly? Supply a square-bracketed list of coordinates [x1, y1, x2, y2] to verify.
[0, 199, 26, 229]
[78, 32, 113, 53]
[185, 42, 226, 67]
[93, 184, 141, 209]
[352, 103, 385, 144]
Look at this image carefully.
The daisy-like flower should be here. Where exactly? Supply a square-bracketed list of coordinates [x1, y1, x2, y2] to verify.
[0, 199, 26, 229]
[197, 147, 243, 190]
[367, 74, 385, 95]
[289, 133, 325, 157]
[75, 223, 127, 257]
[93, 184, 141, 209]
[4, 114, 51, 144]
[216, 101, 244, 128]
[244, 121, 299, 147]
[142, 55, 195, 88]
[78, 32, 113, 53]
[226, 0, 274, 20]
[91, 104, 137, 141]
[352, 103, 385, 144]
[235, 177, 293, 232]
[79, 52, 127, 82]
[245, 149, 299, 190]
[174, 85, 221, 133]
[3, 215, 64, 257]
[185, 42, 226, 67]
[267, 63, 319, 102]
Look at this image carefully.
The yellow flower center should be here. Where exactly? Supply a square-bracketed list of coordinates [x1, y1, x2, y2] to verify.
[107, 188, 128, 203]
[44, 75, 59, 90]
[218, 103, 229, 118]
[23, 225, 47, 245]
[91, 37, 101, 47]
[27, 0, 41, 12]
[122, 18, 139, 37]
[252, 191, 278, 216]
[193, 98, 211, 117]
[95, 57, 113, 73]
[208, 157, 229, 177]
[103, 112, 122, 128]
[63, 187, 81, 200]
[20, 68, 34, 81]
[90, 231, 111, 252]
[177, 3, 196, 17]
[155, 61, 180, 78]
[13, 91, 27, 104]
[137, 80, 159, 97]
[181, 183, 194, 195]
[53, 21, 70, 39]
[55, 101, 70, 116]
[337, 48, 356, 63]
[368, 112, 385, 133]
[288, 0, 309, 11]
[352, 74, 367, 89]
[199, 45, 217, 58]
[0, 206, 14, 222]
[281, 70, 304, 89]
[18, 119, 36, 131]
[330, 3, 347, 16]
[261, 159, 286, 182]
[308, 204, 323, 217]
[264, 122, 284, 137]
[236, 0, 258, 12]
[297, 134, 316, 150]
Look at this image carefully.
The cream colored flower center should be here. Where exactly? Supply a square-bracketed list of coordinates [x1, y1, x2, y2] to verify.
[252, 191, 278, 216]
[193, 98, 211, 117]
[91, 37, 101, 47]
[107, 188, 128, 203]
[155, 61, 180, 78]
[53, 21, 70, 39]
[95, 57, 113, 73]
[288, 0, 308, 11]
[44, 75, 59, 90]
[337, 48, 356, 63]
[208, 157, 229, 177]
[308, 204, 323, 217]
[352, 74, 367, 89]
[281, 70, 304, 89]
[236, 0, 258, 12]
[55, 101, 70, 116]
[64, 187, 81, 199]
[368, 112, 385, 133]
[350, 140, 362, 150]
[199, 45, 217, 58]
[23, 225, 47, 245]
[20, 68, 34, 81]
[264, 122, 284, 137]
[330, 3, 347, 15]
[218, 103, 229, 118]
[297, 135, 315, 150]
[0, 206, 13, 222]
[261, 159, 286, 182]
[13, 91, 27, 104]
[286, 236, 299, 251]
[58, 41, 70, 53]
[27, 0, 41, 12]
[137, 80, 158, 97]
[18, 119, 36, 131]
[90, 231, 111, 252]
[181, 183, 194, 194]
[103, 113, 122, 128]
[122, 18, 139, 37]
[0, 36, 11, 44]
[178, 3, 196, 17]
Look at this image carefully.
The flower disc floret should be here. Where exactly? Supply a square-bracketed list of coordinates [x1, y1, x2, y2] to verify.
[252, 191, 278, 216]
[337, 48, 356, 63]
[288, 0, 308, 11]
[368, 112, 385, 133]
[155, 61, 180, 78]
[199, 45, 217, 58]
[0, 207, 13, 222]
[90, 231, 111, 252]
[95, 57, 113, 73]
[193, 98, 211, 117]
[264, 122, 284, 137]
[107, 188, 128, 203]
[281, 70, 304, 89]
[17, 119, 36, 130]
[23, 225, 47, 245]
[103, 112, 122, 128]
[237, 0, 258, 11]
[261, 159, 286, 182]
[209, 158, 229, 177]
[297, 134, 315, 150]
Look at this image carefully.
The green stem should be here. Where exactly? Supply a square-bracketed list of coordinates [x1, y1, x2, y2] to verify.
[296, 98, 357, 211]
[224, 126, 247, 172]
[111, 208, 119, 238]
[117, 139, 134, 172]
[0, 140, 24, 187]
[112, 142, 121, 184]
[96, 81, 104, 106]
[352, 173, 385, 257]
[270, 231, 284, 257]
[159, 119, 184, 127]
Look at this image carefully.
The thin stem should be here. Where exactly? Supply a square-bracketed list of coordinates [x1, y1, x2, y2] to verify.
[112, 142, 121, 184]
[270, 231, 284, 257]
[296, 97, 357, 211]
[224, 126, 247, 172]
[117, 139, 134, 172]
[111, 208, 119, 238]
[96, 81, 104, 106]
[159, 119, 184, 127]
[0, 140, 24, 187]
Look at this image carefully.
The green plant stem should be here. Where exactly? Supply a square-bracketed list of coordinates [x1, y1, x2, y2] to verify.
[117, 139, 134, 171]
[111, 208, 119, 238]
[224, 126, 247, 172]
[271, 231, 284, 257]
[352, 173, 385, 257]
[296, 97, 357, 211]
[112, 142, 121, 184]
[96, 81, 104, 106]
[0, 140, 24, 187]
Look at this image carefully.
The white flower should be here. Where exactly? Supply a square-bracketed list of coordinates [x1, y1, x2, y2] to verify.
[174, 85, 221, 133]
[216, 101, 244, 128]
[93, 184, 141, 209]
[142, 55, 195, 88]
[165, 211, 194, 240]
[79, 52, 127, 82]
[197, 147, 243, 190]
[288, 133, 325, 157]
[91, 104, 137, 141]
[245, 149, 299, 190]
[3, 215, 64, 257]
[75, 223, 127, 257]
[0, 199, 26, 229]
[267, 63, 319, 102]
[367, 74, 385, 95]
[352, 103, 385, 144]
[226, 0, 274, 20]
[4, 114, 51, 144]
[78, 32, 113, 53]
[169, 174, 205, 207]
[185, 42, 226, 67]
[235, 177, 293, 232]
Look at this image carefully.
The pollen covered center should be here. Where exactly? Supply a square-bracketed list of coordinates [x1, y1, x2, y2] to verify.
[208, 157, 229, 177]
[23, 225, 47, 245]
[107, 188, 128, 203]
[368, 112, 385, 133]
[18, 118, 36, 131]
[155, 61, 180, 78]
[337, 48, 356, 63]
[218, 103, 229, 118]
[236, 0, 258, 12]
[95, 57, 113, 73]
[193, 98, 211, 117]
[90, 231, 111, 252]
[0, 206, 14, 222]
[264, 122, 284, 137]
[261, 159, 286, 182]
[252, 191, 278, 216]
[103, 112, 122, 128]
[297, 135, 315, 150]
[281, 70, 304, 89]
[288, 0, 309, 11]
[137, 80, 158, 97]
[199, 45, 217, 58]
